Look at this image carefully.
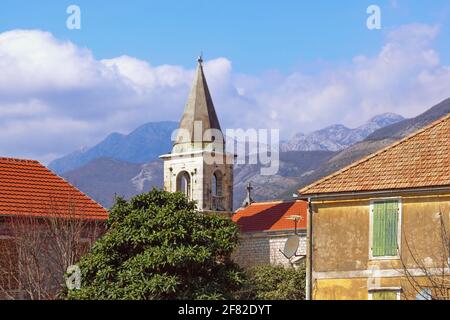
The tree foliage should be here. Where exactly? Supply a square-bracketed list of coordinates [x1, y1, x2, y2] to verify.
[68, 189, 245, 300]
[239, 264, 306, 300]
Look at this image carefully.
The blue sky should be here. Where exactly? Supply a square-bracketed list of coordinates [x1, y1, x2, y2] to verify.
[2, 0, 450, 73]
[0, 1, 450, 163]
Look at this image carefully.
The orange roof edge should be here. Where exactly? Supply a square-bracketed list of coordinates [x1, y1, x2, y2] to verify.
[0, 157, 39, 163]
[232, 200, 307, 233]
[235, 199, 301, 210]
[0, 157, 109, 219]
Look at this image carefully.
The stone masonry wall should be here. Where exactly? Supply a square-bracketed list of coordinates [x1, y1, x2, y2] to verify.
[233, 230, 306, 268]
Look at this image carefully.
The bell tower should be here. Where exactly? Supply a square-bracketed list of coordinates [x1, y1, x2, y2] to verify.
[160, 56, 234, 214]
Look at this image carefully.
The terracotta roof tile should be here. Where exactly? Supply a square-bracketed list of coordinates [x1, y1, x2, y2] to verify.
[300, 114, 450, 195]
[232, 200, 307, 232]
[0, 157, 108, 220]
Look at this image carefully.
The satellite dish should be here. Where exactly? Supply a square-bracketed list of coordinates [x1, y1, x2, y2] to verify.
[282, 235, 300, 259]
[290, 255, 306, 264]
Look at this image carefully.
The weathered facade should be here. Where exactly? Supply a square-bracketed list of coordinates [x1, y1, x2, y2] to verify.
[232, 200, 307, 268]
[300, 114, 450, 300]
[160, 57, 233, 214]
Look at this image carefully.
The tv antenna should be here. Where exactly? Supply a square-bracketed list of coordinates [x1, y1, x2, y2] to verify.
[279, 214, 306, 261]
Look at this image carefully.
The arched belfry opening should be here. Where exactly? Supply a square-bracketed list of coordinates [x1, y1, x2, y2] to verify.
[211, 170, 225, 211]
[212, 170, 223, 197]
[160, 56, 233, 214]
[176, 171, 191, 199]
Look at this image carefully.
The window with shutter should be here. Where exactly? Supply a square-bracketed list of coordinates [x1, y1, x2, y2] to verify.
[370, 290, 400, 300]
[372, 200, 400, 258]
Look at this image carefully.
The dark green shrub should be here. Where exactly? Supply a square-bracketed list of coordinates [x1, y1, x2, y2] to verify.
[68, 189, 245, 300]
[239, 264, 306, 300]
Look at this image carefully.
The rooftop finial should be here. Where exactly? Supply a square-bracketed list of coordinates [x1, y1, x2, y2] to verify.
[241, 182, 255, 208]
[197, 52, 203, 65]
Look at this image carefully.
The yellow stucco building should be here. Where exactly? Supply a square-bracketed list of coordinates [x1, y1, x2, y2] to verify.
[300, 114, 450, 300]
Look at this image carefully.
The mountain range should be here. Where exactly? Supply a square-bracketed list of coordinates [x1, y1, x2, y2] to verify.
[52, 98, 450, 209]
[50, 113, 404, 174]
[279, 98, 450, 198]
[62, 158, 163, 207]
[49, 121, 178, 174]
[281, 113, 404, 152]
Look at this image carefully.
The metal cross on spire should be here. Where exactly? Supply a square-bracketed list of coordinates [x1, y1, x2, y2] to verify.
[197, 52, 203, 65]
[241, 182, 255, 208]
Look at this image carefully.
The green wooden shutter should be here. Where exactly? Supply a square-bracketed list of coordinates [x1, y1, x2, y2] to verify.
[372, 291, 398, 300]
[372, 200, 399, 257]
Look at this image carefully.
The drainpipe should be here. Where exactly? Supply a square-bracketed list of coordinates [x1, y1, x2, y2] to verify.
[306, 197, 313, 300]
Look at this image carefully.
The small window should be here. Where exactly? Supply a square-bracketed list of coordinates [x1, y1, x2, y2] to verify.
[369, 290, 400, 300]
[416, 288, 432, 300]
[371, 200, 400, 258]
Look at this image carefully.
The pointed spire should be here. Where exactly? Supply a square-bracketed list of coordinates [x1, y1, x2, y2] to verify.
[174, 56, 222, 148]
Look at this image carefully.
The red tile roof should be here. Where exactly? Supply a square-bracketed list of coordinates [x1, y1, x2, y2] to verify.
[300, 114, 450, 195]
[0, 157, 108, 220]
[232, 200, 307, 233]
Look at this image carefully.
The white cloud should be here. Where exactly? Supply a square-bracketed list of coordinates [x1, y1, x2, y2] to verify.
[0, 24, 449, 164]
[0, 30, 109, 93]
[234, 23, 449, 131]
[101, 55, 192, 90]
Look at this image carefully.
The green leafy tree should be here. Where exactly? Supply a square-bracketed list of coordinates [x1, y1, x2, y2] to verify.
[68, 189, 245, 300]
[239, 264, 306, 300]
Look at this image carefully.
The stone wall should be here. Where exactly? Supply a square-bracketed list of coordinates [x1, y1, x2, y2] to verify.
[233, 230, 306, 268]
[162, 152, 234, 212]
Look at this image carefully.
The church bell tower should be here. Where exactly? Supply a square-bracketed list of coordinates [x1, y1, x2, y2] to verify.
[160, 56, 234, 214]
